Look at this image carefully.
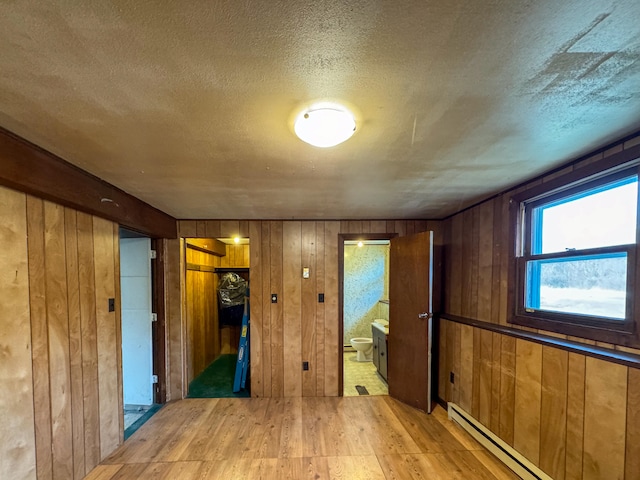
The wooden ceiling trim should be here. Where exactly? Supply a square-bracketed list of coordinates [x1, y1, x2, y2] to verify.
[0, 128, 177, 238]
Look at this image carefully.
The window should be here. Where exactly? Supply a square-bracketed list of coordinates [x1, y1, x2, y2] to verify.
[510, 164, 639, 343]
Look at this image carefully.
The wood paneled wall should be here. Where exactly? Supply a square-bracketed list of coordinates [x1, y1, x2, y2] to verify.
[0, 185, 123, 480]
[220, 243, 249, 268]
[164, 238, 185, 402]
[440, 133, 640, 479]
[438, 319, 640, 479]
[176, 219, 442, 399]
[442, 133, 640, 354]
[185, 247, 219, 383]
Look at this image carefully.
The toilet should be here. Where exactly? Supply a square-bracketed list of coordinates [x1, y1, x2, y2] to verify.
[350, 337, 373, 362]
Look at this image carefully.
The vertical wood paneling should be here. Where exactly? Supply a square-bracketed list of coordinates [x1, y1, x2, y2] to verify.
[324, 221, 340, 396]
[238, 220, 250, 238]
[196, 221, 206, 237]
[498, 196, 510, 326]
[220, 220, 240, 238]
[565, 353, 585, 480]
[477, 202, 493, 322]
[165, 238, 184, 402]
[452, 322, 461, 405]
[469, 210, 480, 319]
[0, 188, 37, 480]
[195, 271, 205, 368]
[185, 259, 195, 382]
[471, 329, 481, 418]
[625, 367, 640, 479]
[261, 222, 273, 396]
[459, 324, 474, 412]
[438, 320, 449, 402]
[347, 221, 362, 234]
[301, 222, 317, 397]
[249, 221, 264, 398]
[460, 210, 472, 317]
[498, 335, 515, 446]
[26, 196, 53, 480]
[270, 221, 284, 397]
[514, 340, 542, 464]
[490, 198, 503, 325]
[449, 216, 463, 316]
[478, 329, 492, 427]
[489, 333, 501, 433]
[370, 220, 386, 233]
[315, 222, 326, 397]
[112, 224, 124, 443]
[205, 220, 221, 239]
[44, 201, 74, 479]
[178, 220, 197, 237]
[93, 216, 120, 460]
[64, 209, 86, 479]
[415, 220, 428, 233]
[539, 347, 568, 480]
[393, 220, 406, 237]
[2, 186, 123, 479]
[185, 247, 221, 382]
[283, 222, 302, 397]
[583, 358, 627, 479]
[77, 212, 101, 471]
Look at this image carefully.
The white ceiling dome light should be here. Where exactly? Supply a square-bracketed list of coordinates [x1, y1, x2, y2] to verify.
[294, 103, 356, 148]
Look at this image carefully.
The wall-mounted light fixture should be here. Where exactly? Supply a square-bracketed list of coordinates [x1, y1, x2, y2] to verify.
[294, 103, 356, 148]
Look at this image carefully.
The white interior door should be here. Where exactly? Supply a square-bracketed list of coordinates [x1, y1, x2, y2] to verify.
[120, 237, 153, 406]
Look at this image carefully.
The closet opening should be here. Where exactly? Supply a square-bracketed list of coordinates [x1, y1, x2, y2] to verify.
[184, 237, 250, 398]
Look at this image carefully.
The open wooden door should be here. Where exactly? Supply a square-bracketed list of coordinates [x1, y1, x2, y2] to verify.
[388, 231, 433, 413]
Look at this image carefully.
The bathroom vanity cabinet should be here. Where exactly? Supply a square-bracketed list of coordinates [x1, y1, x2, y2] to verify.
[372, 326, 388, 381]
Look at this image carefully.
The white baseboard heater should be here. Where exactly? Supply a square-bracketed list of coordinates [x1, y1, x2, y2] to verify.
[447, 403, 553, 480]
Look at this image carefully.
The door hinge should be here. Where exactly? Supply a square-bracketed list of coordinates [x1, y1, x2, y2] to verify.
[151, 313, 157, 322]
[152, 375, 158, 384]
[150, 249, 157, 259]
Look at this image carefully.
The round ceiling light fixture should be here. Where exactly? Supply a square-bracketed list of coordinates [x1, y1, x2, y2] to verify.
[294, 103, 356, 148]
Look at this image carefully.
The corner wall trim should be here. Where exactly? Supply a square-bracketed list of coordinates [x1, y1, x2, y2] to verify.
[441, 313, 640, 369]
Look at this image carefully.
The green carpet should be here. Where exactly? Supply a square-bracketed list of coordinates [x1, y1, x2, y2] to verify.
[187, 354, 250, 398]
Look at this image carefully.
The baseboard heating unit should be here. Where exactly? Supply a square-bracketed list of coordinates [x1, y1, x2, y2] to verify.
[447, 403, 552, 480]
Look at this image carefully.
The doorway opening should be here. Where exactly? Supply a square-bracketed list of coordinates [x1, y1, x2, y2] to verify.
[339, 234, 394, 397]
[119, 228, 161, 438]
[184, 236, 250, 398]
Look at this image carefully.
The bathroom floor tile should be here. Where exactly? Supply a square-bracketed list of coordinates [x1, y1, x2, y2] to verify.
[343, 352, 388, 397]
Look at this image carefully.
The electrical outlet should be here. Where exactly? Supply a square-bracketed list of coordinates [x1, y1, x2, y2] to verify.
[318, 293, 324, 303]
[108, 298, 115, 312]
[271, 294, 278, 303]
[450, 372, 455, 383]
[302, 361, 309, 371]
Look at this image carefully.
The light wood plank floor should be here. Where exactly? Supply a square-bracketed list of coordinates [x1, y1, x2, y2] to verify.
[86, 397, 519, 479]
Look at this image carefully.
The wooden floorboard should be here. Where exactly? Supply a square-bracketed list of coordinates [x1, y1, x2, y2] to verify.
[87, 397, 519, 480]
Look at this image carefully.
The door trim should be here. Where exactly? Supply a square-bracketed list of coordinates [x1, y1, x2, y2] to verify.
[338, 233, 397, 396]
[151, 238, 167, 404]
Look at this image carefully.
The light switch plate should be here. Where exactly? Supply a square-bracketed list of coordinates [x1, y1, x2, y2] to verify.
[302, 267, 310, 278]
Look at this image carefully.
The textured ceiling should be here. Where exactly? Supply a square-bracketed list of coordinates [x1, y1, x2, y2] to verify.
[1, 0, 639, 220]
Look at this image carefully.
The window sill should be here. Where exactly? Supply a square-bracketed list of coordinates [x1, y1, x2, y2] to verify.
[509, 313, 637, 348]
